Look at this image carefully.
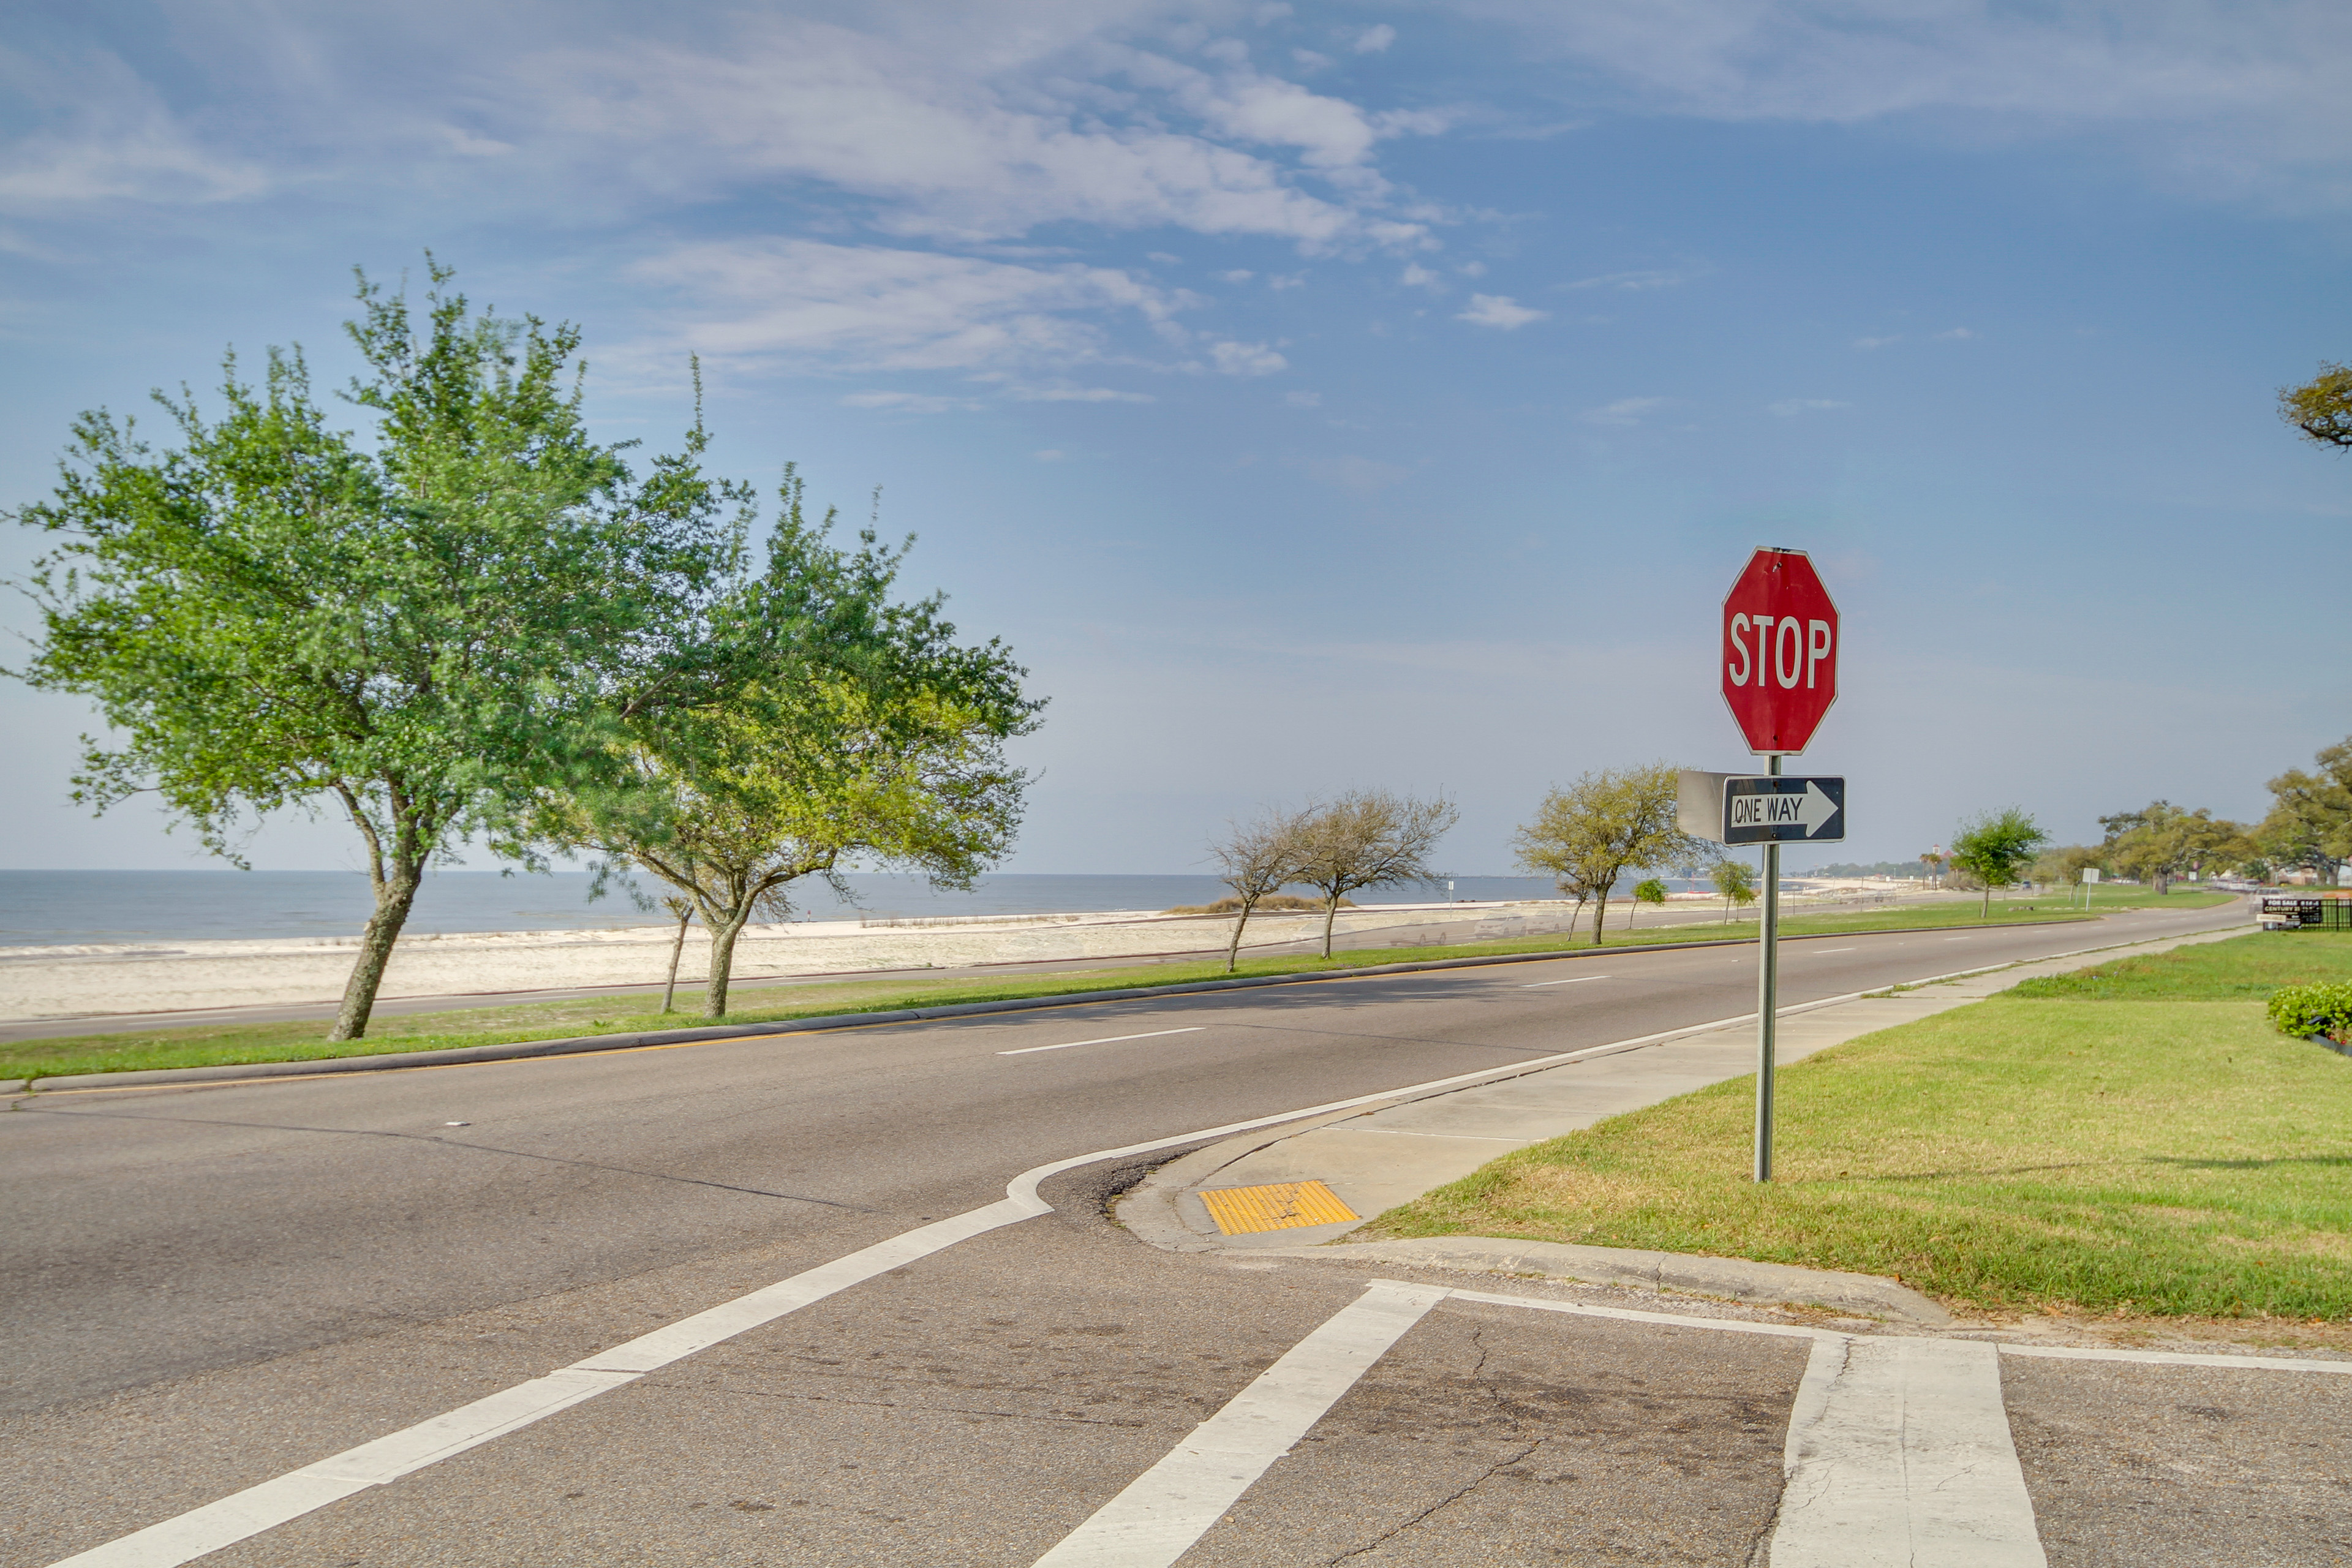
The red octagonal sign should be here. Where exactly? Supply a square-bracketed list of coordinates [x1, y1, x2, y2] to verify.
[1721, 548, 1839, 755]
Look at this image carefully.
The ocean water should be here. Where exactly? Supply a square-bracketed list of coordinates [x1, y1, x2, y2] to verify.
[0, 870, 1578, 948]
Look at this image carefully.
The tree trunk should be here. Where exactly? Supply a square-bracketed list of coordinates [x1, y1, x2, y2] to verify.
[662, 908, 693, 1012]
[1589, 892, 1608, 946]
[704, 909, 753, 1020]
[1226, 898, 1256, 973]
[1981, 883, 1991, 919]
[1321, 894, 1341, 959]
[328, 866, 424, 1041]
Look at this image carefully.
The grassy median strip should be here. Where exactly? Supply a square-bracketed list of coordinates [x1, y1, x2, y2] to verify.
[1365, 929, 2348, 1321]
[3, 892, 2223, 1084]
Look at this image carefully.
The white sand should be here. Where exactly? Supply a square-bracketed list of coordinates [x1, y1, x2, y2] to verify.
[0, 902, 1581, 1021]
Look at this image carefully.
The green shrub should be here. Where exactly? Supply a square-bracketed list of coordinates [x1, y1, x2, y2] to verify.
[2267, 981, 2352, 1043]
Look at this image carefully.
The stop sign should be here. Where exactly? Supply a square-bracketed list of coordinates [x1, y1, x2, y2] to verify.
[1721, 548, 1839, 755]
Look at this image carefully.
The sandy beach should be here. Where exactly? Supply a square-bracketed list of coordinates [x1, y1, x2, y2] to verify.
[0, 900, 1585, 1021]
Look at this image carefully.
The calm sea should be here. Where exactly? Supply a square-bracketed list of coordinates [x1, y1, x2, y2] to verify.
[0, 870, 1575, 948]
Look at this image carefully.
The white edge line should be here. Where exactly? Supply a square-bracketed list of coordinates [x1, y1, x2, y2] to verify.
[999, 1027, 1204, 1057]
[47, 919, 2244, 1567]
[1444, 1286, 1839, 1343]
[1522, 974, 1610, 988]
[1998, 1343, 2352, 1374]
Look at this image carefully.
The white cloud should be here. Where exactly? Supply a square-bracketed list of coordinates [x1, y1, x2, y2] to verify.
[1934, 326, 1978, 340]
[0, 48, 268, 209]
[1768, 398, 1852, 416]
[1583, 396, 1667, 425]
[1210, 339, 1289, 375]
[1285, 389, 1323, 407]
[1355, 24, 1398, 54]
[1452, 0, 2352, 205]
[1007, 385, 1155, 402]
[842, 390, 966, 413]
[1458, 260, 1488, 276]
[1217, 268, 1256, 282]
[632, 238, 1189, 374]
[1400, 262, 1443, 288]
[1457, 293, 1548, 328]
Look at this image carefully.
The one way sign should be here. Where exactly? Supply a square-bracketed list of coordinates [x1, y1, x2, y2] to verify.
[1721, 775, 1845, 845]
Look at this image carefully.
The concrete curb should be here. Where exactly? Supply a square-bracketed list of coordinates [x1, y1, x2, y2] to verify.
[0, 916, 2103, 1096]
[1255, 1237, 1956, 1325]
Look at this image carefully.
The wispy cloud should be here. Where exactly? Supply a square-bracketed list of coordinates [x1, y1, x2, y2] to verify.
[1583, 396, 1667, 426]
[1934, 326, 1978, 340]
[631, 238, 1189, 375]
[1355, 24, 1398, 54]
[1559, 267, 1702, 291]
[1853, 333, 1902, 350]
[1208, 339, 1289, 375]
[1458, 293, 1548, 328]
[1768, 398, 1852, 416]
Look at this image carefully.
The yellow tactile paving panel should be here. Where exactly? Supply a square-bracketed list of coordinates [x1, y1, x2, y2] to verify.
[1197, 1179, 1360, 1235]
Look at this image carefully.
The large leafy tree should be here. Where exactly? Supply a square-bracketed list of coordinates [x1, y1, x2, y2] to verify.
[545, 483, 1039, 1020]
[1514, 762, 1708, 946]
[8, 264, 738, 1039]
[2101, 800, 2249, 892]
[2260, 739, 2352, 886]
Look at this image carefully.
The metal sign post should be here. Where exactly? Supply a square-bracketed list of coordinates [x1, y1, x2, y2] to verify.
[1714, 547, 1842, 1185]
[1754, 756, 1780, 1182]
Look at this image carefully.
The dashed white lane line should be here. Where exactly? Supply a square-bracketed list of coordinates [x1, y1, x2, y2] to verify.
[1811, 948, 1856, 954]
[1771, 1336, 2046, 1568]
[1031, 1281, 1448, 1568]
[1000, 1027, 1204, 1057]
[1522, 974, 1611, 989]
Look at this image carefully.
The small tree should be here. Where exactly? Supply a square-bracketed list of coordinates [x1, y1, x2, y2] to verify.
[1713, 858, 1757, 922]
[1513, 762, 1709, 946]
[1207, 803, 1311, 973]
[658, 894, 696, 1014]
[1918, 848, 1948, 888]
[1950, 809, 2051, 916]
[1293, 790, 1457, 957]
[547, 496, 1040, 1020]
[1629, 878, 1668, 927]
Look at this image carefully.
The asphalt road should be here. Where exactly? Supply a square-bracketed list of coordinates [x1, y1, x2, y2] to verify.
[12, 897, 2335, 1568]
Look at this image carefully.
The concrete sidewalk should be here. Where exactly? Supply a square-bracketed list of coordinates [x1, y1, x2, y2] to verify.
[1118, 919, 2252, 1305]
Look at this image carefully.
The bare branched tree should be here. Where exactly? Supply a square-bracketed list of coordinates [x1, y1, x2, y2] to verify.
[1206, 803, 1313, 973]
[1294, 790, 1459, 958]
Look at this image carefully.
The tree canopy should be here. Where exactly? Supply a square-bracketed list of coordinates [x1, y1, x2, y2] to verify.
[1514, 762, 1709, 946]
[2260, 739, 2352, 887]
[1292, 790, 1456, 957]
[9, 262, 738, 1039]
[541, 480, 1039, 1020]
[2281, 361, 2352, 451]
[1205, 802, 1313, 973]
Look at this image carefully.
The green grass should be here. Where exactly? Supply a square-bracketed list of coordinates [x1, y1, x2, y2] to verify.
[1, 893, 2212, 1085]
[1366, 930, 2351, 1320]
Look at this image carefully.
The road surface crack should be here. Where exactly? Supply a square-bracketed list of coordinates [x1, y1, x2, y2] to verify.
[1327, 1438, 1544, 1563]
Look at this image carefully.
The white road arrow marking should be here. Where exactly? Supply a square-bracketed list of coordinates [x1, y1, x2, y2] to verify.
[1794, 780, 1840, 834]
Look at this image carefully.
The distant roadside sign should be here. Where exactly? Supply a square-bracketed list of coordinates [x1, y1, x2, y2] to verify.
[1721, 775, 1845, 845]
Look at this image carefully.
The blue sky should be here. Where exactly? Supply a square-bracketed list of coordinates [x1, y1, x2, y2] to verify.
[3, 0, 2348, 878]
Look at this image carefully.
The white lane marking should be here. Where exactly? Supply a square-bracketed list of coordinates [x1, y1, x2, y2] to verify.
[1811, 948, 1856, 954]
[1523, 974, 1610, 988]
[2000, 1343, 2352, 1375]
[1444, 1287, 1833, 1342]
[1945, 937, 1972, 941]
[1031, 1281, 1447, 1568]
[999, 1027, 1204, 1057]
[57, 922, 2236, 1567]
[1770, 1336, 2047, 1568]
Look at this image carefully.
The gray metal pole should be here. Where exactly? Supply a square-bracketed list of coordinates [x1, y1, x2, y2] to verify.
[1755, 754, 1782, 1183]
